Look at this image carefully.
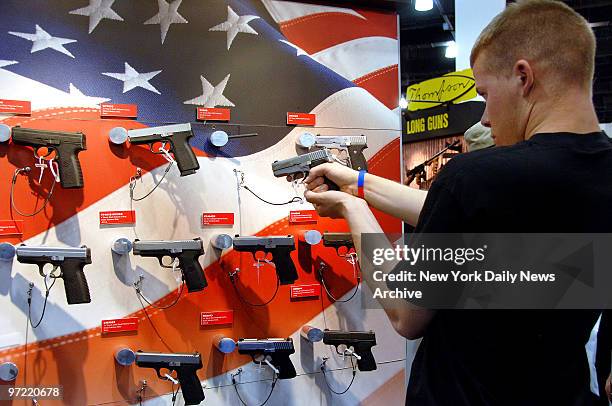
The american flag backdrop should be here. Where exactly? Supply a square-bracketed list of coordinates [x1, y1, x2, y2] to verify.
[0, 1, 404, 405]
[0, 0, 400, 156]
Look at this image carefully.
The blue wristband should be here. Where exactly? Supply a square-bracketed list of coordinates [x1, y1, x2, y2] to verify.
[357, 170, 366, 198]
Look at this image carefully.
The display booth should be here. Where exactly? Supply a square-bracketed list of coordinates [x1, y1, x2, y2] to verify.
[0, 1, 405, 404]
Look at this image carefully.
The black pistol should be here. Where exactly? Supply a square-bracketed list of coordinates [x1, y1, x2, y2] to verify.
[135, 351, 204, 405]
[11, 126, 87, 188]
[128, 123, 200, 176]
[232, 235, 299, 285]
[323, 330, 377, 371]
[237, 338, 297, 379]
[272, 149, 339, 190]
[16, 245, 92, 304]
[132, 238, 207, 292]
[322, 232, 354, 255]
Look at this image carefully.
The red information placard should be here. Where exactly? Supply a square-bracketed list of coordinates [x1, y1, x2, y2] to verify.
[101, 317, 139, 334]
[287, 112, 316, 126]
[289, 210, 318, 224]
[0, 99, 31, 114]
[200, 310, 234, 326]
[202, 212, 234, 226]
[197, 107, 231, 121]
[99, 210, 136, 225]
[0, 220, 24, 236]
[100, 103, 138, 118]
[290, 284, 321, 299]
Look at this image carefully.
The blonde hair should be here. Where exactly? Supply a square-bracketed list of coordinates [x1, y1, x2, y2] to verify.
[470, 0, 596, 89]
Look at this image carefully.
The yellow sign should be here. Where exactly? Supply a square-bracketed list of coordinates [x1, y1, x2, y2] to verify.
[406, 113, 449, 135]
[406, 68, 477, 112]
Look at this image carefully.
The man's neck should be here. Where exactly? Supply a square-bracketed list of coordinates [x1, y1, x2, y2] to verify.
[524, 89, 601, 140]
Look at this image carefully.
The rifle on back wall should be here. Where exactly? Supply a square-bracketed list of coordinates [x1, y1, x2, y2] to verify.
[406, 140, 462, 187]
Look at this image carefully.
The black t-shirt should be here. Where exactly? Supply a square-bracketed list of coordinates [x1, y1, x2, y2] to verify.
[407, 132, 612, 406]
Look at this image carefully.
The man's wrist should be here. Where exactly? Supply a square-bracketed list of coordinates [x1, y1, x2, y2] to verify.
[341, 196, 369, 218]
[343, 171, 364, 197]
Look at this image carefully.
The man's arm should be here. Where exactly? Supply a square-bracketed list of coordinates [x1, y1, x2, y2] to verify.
[304, 163, 428, 226]
[304, 188, 434, 340]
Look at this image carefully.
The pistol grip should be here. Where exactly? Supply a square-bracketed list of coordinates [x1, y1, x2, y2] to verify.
[170, 133, 199, 176]
[61, 258, 91, 304]
[348, 145, 368, 171]
[324, 177, 340, 191]
[176, 368, 205, 405]
[57, 146, 85, 188]
[356, 347, 377, 371]
[271, 248, 298, 285]
[179, 252, 207, 293]
[272, 355, 297, 379]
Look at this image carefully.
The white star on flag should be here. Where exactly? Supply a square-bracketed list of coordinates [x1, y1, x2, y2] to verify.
[183, 74, 235, 107]
[68, 83, 110, 105]
[144, 0, 188, 44]
[9, 25, 77, 58]
[279, 40, 310, 57]
[70, 0, 124, 34]
[102, 62, 162, 94]
[0, 60, 19, 69]
[209, 6, 259, 50]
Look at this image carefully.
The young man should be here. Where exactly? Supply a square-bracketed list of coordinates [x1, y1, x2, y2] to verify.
[303, 0, 611, 404]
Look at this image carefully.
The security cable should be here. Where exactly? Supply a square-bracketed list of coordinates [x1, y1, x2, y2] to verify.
[241, 185, 302, 205]
[134, 281, 184, 310]
[321, 356, 357, 395]
[170, 381, 178, 406]
[317, 259, 361, 303]
[135, 292, 175, 353]
[28, 267, 60, 329]
[229, 269, 280, 307]
[234, 169, 303, 206]
[133, 273, 185, 310]
[231, 369, 278, 406]
[129, 163, 174, 202]
[10, 167, 56, 217]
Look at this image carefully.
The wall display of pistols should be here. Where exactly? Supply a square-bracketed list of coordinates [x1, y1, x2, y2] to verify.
[405, 139, 462, 189]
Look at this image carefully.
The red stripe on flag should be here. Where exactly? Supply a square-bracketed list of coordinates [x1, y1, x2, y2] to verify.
[279, 10, 397, 55]
[354, 65, 399, 110]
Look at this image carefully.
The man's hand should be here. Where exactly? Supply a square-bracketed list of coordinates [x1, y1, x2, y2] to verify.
[304, 163, 359, 195]
[304, 189, 367, 219]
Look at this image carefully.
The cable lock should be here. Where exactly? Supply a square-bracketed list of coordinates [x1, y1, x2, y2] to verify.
[231, 368, 279, 406]
[10, 166, 56, 217]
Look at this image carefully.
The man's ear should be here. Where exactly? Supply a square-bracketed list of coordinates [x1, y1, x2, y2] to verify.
[514, 59, 535, 97]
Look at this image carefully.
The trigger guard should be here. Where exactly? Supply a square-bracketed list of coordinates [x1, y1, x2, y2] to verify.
[34, 147, 54, 159]
[158, 256, 176, 268]
[149, 141, 170, 154]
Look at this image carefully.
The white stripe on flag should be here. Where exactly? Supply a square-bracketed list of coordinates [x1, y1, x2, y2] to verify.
[311, 36, 398, 82]
[261, 0, 365, 23]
